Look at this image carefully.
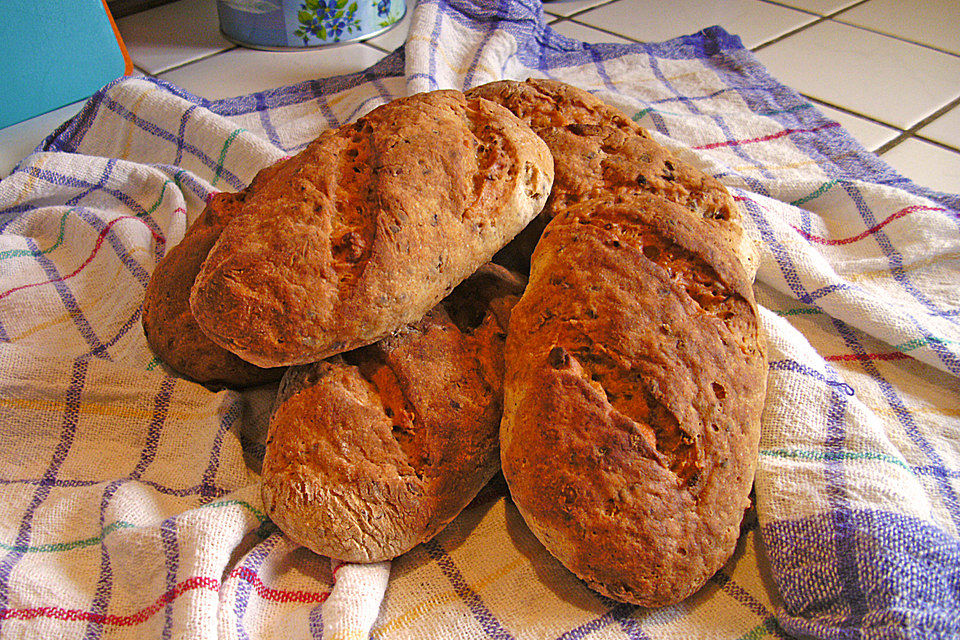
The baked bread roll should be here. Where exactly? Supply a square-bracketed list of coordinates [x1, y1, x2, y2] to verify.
[500, 193, 767, 607]
[190, 90, 553, 368]
[141, 163, 288, 387]
[466, 79, 758, 277]
[261, 264, 524, 562]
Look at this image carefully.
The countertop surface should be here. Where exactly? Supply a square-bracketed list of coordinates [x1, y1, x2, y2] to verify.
[1, 0, 958, 193]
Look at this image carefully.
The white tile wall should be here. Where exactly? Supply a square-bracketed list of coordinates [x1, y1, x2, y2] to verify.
[880, 137, 960, 194]
[919, 106, 960, 150]
[835, 0, 960, 55]
[157, 45, 386, 100]
[814, 104, 899, 152]
[2, 0, 959, 193]
[572, 0, 818, 49]
[543, 0, 613, 18]
[548, 19, 633, 44]
[768, 0, 860, 15]
[753, 20, 960, 130]
[115, 0, 233, 75]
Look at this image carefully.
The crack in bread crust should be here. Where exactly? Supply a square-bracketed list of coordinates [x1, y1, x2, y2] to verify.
[261, 265, 525, 562]
[466, 79, 756, 277]
[190, 90, 553, 368]
[501, 192, 766, 608]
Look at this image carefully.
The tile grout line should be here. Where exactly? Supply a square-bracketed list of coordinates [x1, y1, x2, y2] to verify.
[542, 0, 623, 22]
[758, 0, 870, 17]
[362, 40, 392, 54]
[145, 45, 240, 78]
[802, 94, 960, 157]
[125, 0, 960, 165]
[875, 95, 960, 156]
[803, 94, 903, 130]
[551, 0, 960, 165]
[555, 15, 642, 43]
[750, 0, 871, 52]
[552, 0, 960, 160]
[754, 0, 960, 59]
[911, 131, 960, 155]
[828, 21, 960, 61]
[551, 0, 829, 48]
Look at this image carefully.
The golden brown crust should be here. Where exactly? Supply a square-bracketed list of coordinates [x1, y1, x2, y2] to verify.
[466, 79, 758, 276]
[190, 90, 553, 368]
[141, 163, 289, 388]
[500, 193, 767, 607]
[261, 264, 525, 562]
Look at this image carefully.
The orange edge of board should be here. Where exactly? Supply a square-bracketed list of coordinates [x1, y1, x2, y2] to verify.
[101, 0, 134, 76]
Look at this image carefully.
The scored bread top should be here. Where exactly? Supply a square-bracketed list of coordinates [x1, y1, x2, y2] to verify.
[466, 79, 758, 277]
[261, 264, 524, 562]
[500, 192, 767, 607]
[190, 90, 553, 368]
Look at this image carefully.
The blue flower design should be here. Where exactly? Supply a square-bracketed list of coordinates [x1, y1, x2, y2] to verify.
[294, 0, 361, 44]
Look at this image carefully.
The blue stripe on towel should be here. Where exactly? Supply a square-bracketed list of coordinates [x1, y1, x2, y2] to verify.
[762, 509, 960, 640]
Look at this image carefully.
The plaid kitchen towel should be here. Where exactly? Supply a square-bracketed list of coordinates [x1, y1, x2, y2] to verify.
[0, 0, 958, 637]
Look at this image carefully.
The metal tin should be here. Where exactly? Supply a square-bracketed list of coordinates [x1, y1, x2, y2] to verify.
[217, 0, 406, 50]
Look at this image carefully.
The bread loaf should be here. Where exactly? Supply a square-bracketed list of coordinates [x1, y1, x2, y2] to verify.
[141, 163, 288, 387]
[190, 90, 553, 368]
[261, 264, 524, 562]
[500, 193, 767, 607]
[466, 79, 758, 277]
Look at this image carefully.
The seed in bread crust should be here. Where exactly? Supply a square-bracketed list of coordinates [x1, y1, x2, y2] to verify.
[500, 192, 766, 608]
[190, 90, 554, 368]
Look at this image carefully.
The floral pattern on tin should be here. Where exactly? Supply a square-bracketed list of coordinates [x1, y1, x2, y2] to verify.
[295, 0, 361, 44]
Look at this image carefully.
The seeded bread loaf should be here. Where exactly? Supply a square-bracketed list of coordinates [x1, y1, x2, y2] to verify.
[500, 193, 767, 607]
[190, 90, 553, 368]
[466, 79, 758, 277]
[261, 264, 525, 562]
[141, 163, 289, 387]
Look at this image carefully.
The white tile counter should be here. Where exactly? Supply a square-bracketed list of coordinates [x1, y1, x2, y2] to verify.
[2, 0, 958, 193]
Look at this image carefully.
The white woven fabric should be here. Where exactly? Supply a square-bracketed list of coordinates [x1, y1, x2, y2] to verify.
[0, 0, 957, 638]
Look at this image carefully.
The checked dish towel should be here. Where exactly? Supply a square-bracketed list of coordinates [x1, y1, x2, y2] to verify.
[1, 0, 959, 638]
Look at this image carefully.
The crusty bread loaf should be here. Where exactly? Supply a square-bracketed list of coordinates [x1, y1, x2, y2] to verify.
[190, 90, 553, 368]
[261, 264, 525, 562]
[466, 79, 758, 277]
[500, 193, 767, 607]
[141, 163, 289, 387]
